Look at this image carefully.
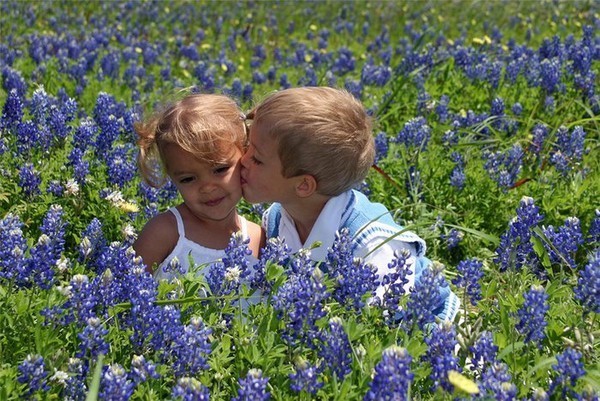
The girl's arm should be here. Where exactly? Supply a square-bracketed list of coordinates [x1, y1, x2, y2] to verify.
[133, 211, 178, 274]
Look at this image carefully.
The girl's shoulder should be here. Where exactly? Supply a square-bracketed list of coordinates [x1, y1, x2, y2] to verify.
[244, 217, 267, 255]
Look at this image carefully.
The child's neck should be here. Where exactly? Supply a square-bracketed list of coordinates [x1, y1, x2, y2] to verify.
[284, 194, 330, 244]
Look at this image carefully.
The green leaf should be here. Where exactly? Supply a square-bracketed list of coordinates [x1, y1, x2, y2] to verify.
[86, 354, 104, 401]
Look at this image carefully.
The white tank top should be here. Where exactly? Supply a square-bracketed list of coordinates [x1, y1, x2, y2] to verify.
[155, 207, 258, 281]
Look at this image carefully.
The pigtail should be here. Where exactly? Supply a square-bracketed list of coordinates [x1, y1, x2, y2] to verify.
[135, 115, 167, 188]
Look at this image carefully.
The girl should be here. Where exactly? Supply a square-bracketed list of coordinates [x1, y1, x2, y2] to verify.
[134, 93, 264, 279]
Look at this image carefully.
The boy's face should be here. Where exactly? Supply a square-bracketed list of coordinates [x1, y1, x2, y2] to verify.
[241, 122, 297, 204]
[164, 143, 243, 222]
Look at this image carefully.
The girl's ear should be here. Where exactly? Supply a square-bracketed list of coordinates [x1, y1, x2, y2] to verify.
[295, 174, 317, 198]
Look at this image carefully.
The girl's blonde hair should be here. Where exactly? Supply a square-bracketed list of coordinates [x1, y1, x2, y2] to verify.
[136, 93, 247, 187]
[248, 87, 375, 196]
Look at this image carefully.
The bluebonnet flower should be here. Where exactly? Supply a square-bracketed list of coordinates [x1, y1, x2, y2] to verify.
[516, 285, 549, 346]
[172, 377, 210, 400]
[289, 358, 323, 395]
[450, 151, 466, 190]
[15, 120, 40, 156]
[62, 357, 87, 400]
[344, 78, 363, 100]
[99, 364, 135, 401]
[378, 249, 413, 321]
[167, 316, 212, 377]
[394, 117, 431, 151]
[77, 317, 109, 359]
[588, 210, 600, 244]
[483, 144, 523, 190]
[19, 163, 42, 197]
[542, 217, 583, 268]
[2, 66, 28, 97]
[18, 354, 50, 395]
[272, 250, 329, 346]
[361, 63, 392, 86]
[68, 147, 90, 185]
[72, 118, 97, 151]
[364, 345, 413, 401]
[574, 249, 600, 314]
[78, 218, 107, 266]
[441, 228, 464, 250]
[206, 232, 252, 298]
[549, 125, 586, 176]
[544, 95, 555, 113]
[249, 237, 291, 294]
[512, 102, 523, 116]
[331, 47, 356, 75]
[495, 196, 544, 272]
[232, 369, 270, 401]
[548, 348, 586, 398]
[46, 180, 63, 196]
[469, 331, 499, 372]
[539, 57, 562, 93]
[374, 131, 389, 163]
[453, 258, 484, 306]
[0, 88, 24, 130]
[529, 123, 549, 155]
[404, 261, 449, 331]
[422, 321, 459, 392]
[0, 213, 28, 283]
[317, 317, 353, 381]
[435, 95, 450, 122]
[107, 144, 137, 189]
[323, 228, 378, 311]
[477, 363, 516, 400]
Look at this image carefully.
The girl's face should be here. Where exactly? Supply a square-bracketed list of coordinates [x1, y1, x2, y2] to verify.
[164, 143, 243, 223]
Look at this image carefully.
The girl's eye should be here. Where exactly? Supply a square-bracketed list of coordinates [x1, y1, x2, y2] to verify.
[251, 156, 262, 165]
[180, 177, 194, 184]
[214, 165, 231, 174]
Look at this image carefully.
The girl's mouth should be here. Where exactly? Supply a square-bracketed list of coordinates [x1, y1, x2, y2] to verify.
[205, 197, 225, 206]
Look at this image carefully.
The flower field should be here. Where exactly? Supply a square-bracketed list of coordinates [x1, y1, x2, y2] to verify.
[0, 0, 599, 399]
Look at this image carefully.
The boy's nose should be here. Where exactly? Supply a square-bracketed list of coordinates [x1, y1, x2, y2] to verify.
[240, 152, 250, 168]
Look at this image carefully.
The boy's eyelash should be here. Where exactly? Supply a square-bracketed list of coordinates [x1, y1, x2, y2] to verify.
[251, 156, 262, 165]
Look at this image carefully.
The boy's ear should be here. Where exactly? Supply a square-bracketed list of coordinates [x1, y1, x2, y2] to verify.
[295, 174, 317, 198]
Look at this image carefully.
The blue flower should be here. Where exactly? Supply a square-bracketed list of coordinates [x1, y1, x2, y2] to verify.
[378, 249, 413, 321]
[542, 217, 584, 268]
[477, 363, 516, 400]
[549, 348, 586, 398]
[453, 258, 484, 306]
[374, 131, 389, 163]
[130, 355, 160, 384]
[77, 317, 109, 360]
[0, 213, 28, 283]
[394, 117, 431, 151]
[574, 249, 600, 314]
[494, 196, 544, 272]
[318, 317, 353, 381]
[441, 228, 464, 250]
[483, 144, 523, 190]
[272, 250, 329, 346]
[18, 354, 49, 396]
[549, 125, 586, 176]
[0, 88, 24, 131]
[469, 331, 499, 372]
[404, 261, 449, 331]
[588, 210, 600, 244]
[516, 285, 549, 346]
[364, 345, 413, 401]
[232, 369, 270, 401]
[19, 163, 42, 198]
[167, 316, 212, 378]
[289, 358, 323, 395]
[323, 228, 378, 311]
[206, 232, 253, 298]
[250, 237, 291, 294]
[422, 322, 459, 392]
[99, 364, 135, 401]
[172, 377, 210, 400]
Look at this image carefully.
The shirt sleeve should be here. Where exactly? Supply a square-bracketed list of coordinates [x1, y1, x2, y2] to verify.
[357, 236, 418, 301]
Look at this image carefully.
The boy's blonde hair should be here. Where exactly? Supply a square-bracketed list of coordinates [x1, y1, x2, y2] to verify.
[136, 93, 247, 187]
[249, 87, 374, 196]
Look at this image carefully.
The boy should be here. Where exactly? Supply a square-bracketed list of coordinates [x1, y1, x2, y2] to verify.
[241, 87, 458, 322]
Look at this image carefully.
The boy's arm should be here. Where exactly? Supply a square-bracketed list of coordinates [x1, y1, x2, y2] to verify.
[133, 212, 178, 275]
